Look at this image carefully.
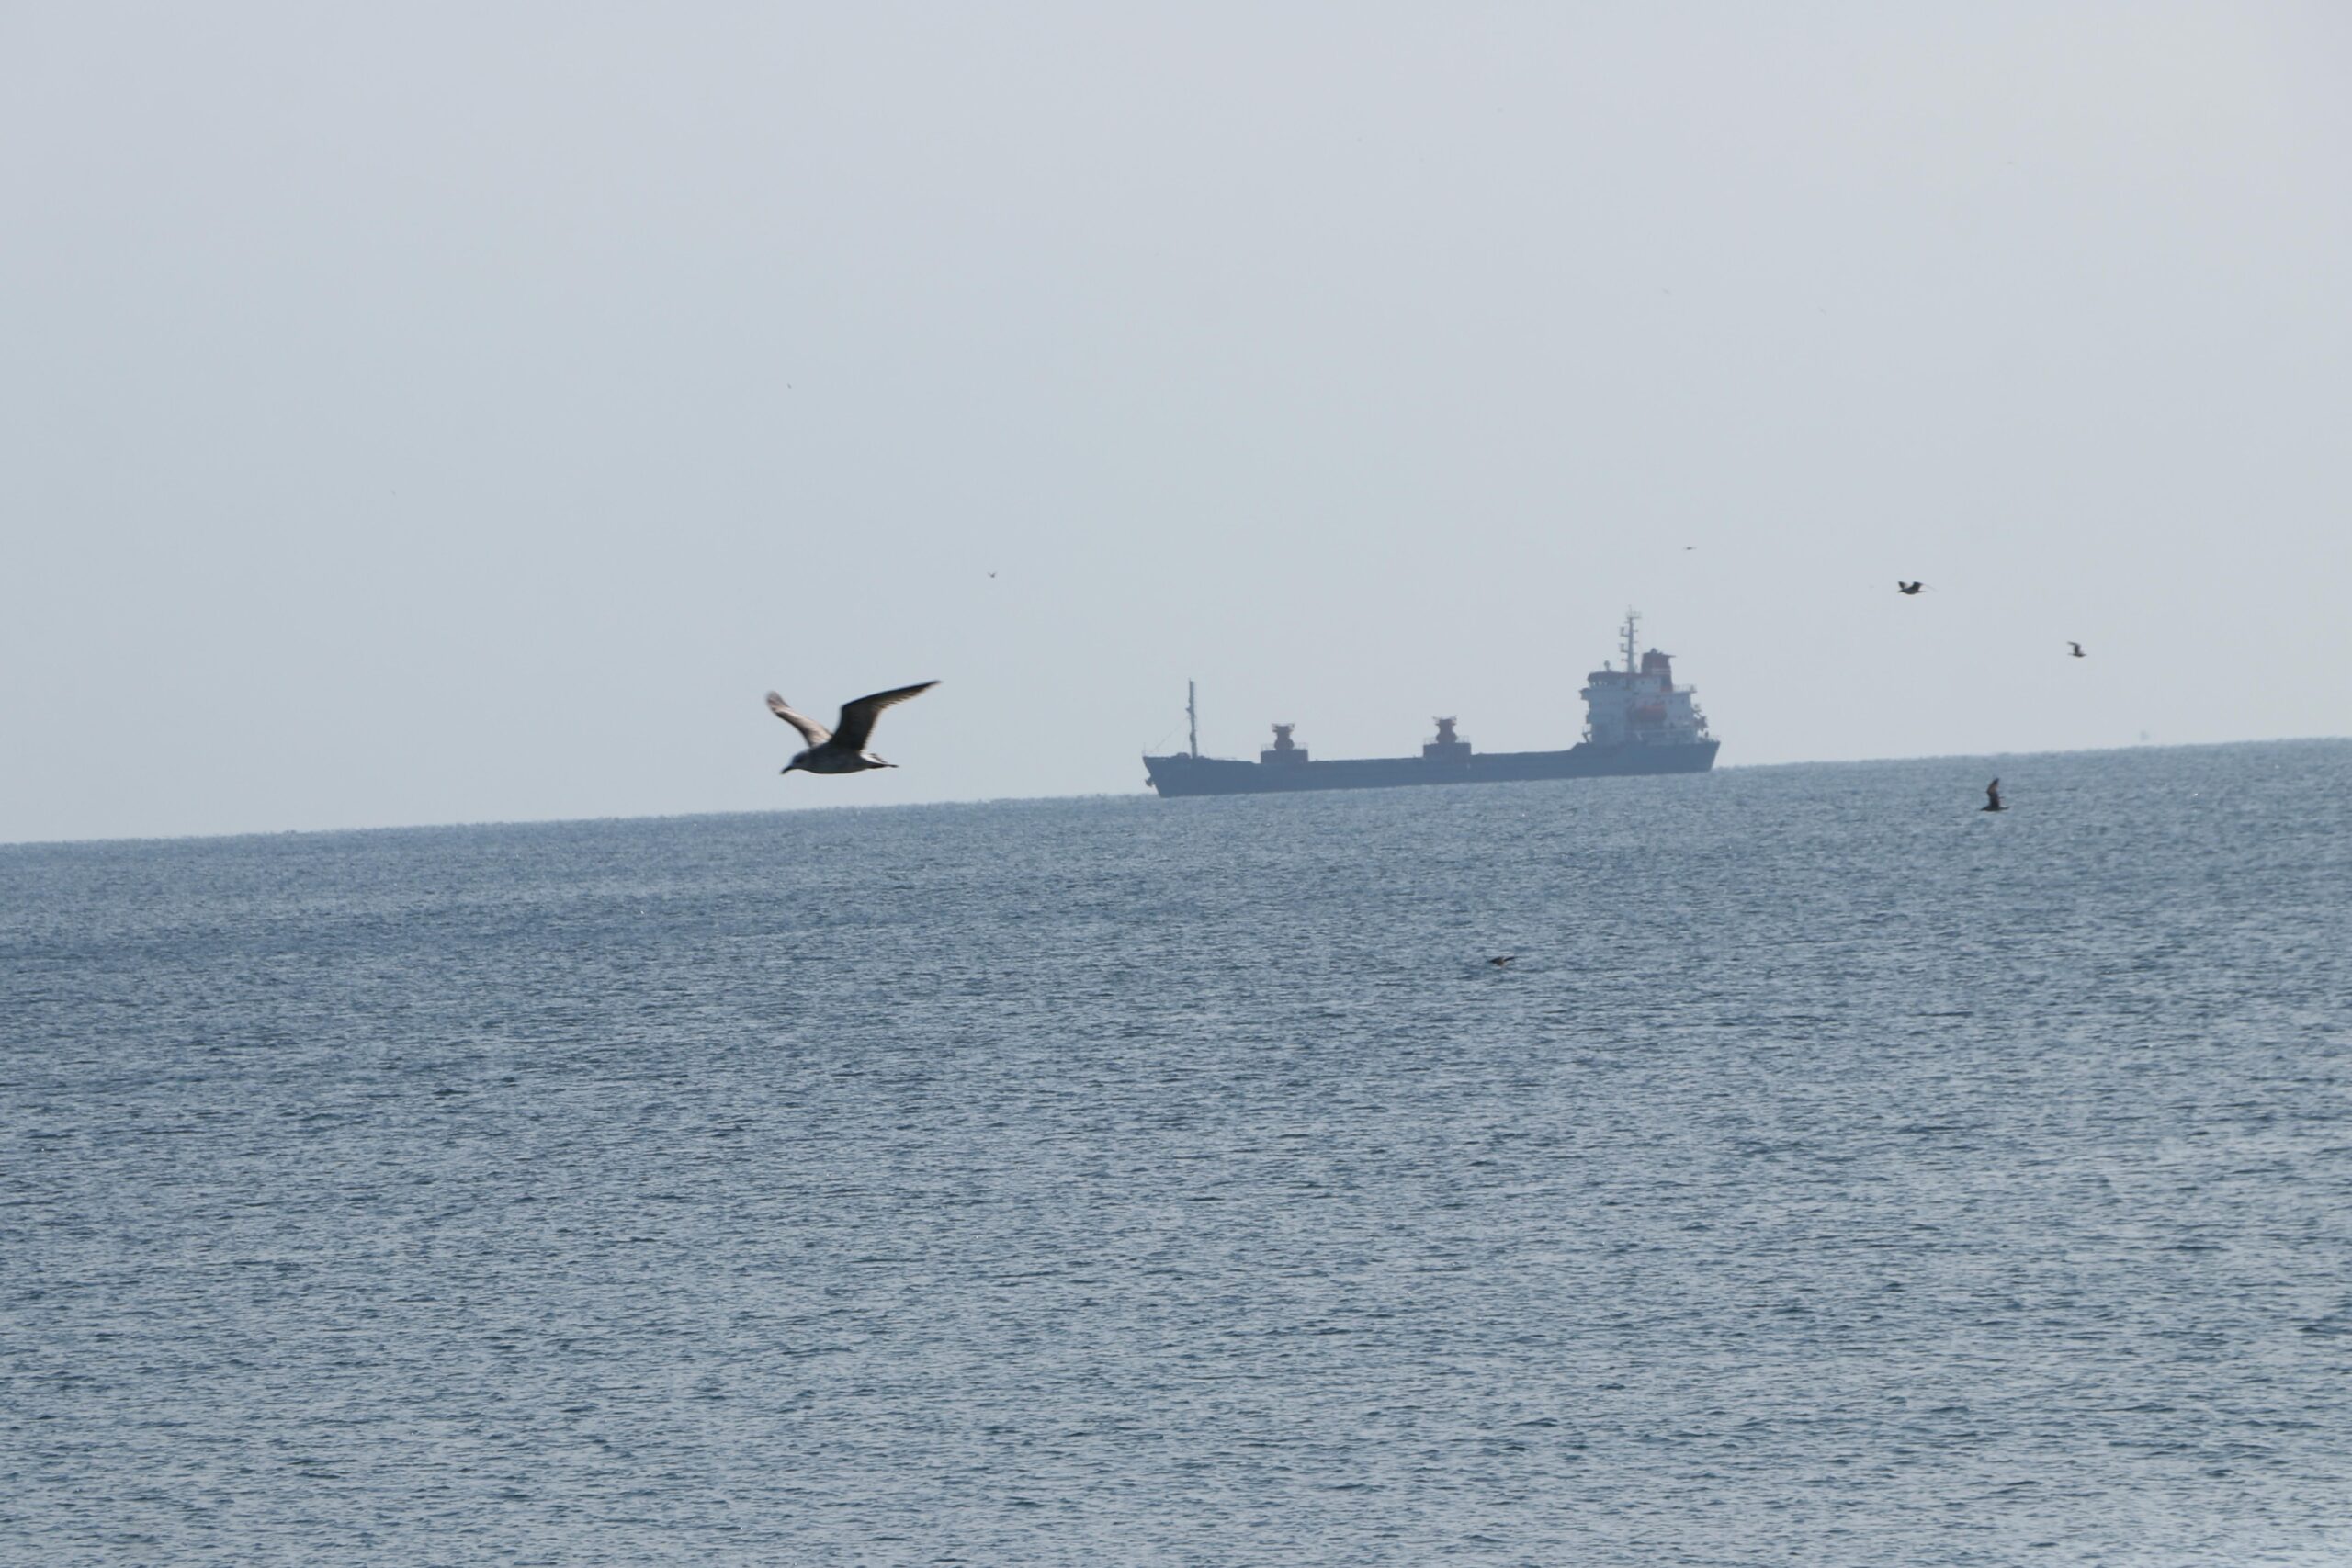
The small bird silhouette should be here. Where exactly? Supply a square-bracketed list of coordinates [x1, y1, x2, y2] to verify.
[1489, 955, 1515, 968]
[1981, 778, 2006, 813]
[766, 682, 939, 775]
[1897, 581, 1925, 596]
[2068, 641, 2086, 658]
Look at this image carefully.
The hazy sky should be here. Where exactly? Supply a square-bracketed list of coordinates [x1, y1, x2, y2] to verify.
[5, 3, 2347, 842]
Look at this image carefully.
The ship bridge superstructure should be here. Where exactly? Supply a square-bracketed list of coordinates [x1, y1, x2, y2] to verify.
[1580, 611, 1712, 747]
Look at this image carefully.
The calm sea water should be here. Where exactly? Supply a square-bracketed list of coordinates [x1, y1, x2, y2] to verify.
[5, 741, 2349, 1566]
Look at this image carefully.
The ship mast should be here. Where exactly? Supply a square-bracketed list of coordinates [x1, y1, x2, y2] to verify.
[1187, 680, 1199, 759]
[1622, 609, 1640, 674]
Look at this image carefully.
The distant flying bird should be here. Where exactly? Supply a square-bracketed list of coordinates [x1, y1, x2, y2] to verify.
[1489, 955, 1515, 968]
[2068, 641, 2086, 658]
[1981, 778, 2006, 813]
[766, 682, 939, 775]
[1897, 581, 1925, 595]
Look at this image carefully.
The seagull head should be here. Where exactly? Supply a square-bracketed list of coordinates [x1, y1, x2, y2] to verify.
[781, 751, 809, 775]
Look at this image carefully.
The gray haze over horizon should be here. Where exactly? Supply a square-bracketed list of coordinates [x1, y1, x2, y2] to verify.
[6, 4, 2347, 844]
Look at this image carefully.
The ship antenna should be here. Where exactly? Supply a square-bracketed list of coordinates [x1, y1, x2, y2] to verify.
[1187, 679, 1199, 759]
[1623, 609, 1640, 674]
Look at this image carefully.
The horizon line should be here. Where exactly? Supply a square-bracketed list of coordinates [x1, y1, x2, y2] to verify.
[5, 734, 2346, 854]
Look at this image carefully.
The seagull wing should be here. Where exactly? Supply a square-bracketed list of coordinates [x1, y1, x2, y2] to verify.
[833, 681, 939, 750]
[765, 693, 831, 746]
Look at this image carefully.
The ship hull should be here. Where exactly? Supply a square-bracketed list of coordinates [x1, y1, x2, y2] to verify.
[1142, 739, 1719, 797]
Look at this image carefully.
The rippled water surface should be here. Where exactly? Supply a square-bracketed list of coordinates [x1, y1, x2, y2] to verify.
[6, 741, 2350, 1565]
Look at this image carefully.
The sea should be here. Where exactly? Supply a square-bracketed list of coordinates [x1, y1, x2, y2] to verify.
[4, 739, 2348, 1567]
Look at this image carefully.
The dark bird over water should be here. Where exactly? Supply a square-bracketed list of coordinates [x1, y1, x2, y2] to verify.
[1981, 778, 2006, 812]
[1898, 581, 1925, 595]
[766, 682, 939, 775]
[2068, 641, 2086, 658]
[1489, 955, 1515, 968]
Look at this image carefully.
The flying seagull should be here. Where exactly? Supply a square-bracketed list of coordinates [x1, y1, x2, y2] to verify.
[766, 682, 939, 775]
[1981, 778, 2006, 813]
[1897, 581, 1925, 596]
[2068, 641, 2086, 658]
[1489, 955, 1515, 968]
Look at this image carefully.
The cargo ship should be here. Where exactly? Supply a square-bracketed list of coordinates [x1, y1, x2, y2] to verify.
[1143, 613, 1718, 797]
